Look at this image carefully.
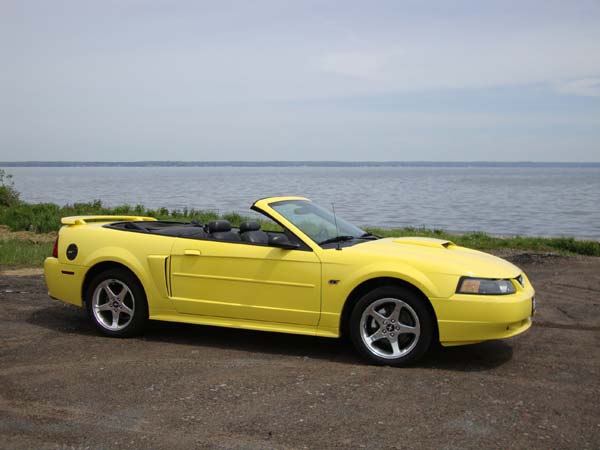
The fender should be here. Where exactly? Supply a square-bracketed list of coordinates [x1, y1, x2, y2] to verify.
[319, 260, 450, 331]
[82, 247, 175, 315]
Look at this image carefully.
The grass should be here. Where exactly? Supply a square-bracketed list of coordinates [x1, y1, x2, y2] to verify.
[0, 239, 54, 267]
[0, 200, 598, 268]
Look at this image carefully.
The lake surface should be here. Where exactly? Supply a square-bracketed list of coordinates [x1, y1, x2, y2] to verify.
[4, 166, 600, 238]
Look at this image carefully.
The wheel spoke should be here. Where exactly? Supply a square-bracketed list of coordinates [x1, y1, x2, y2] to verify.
[397, 322, 419, 335]
[389, 303, 402, 323]
[120, 304, 134, 316]
[367, 306, 388, 326]
[104, 284, 118, 298]
[365, 329, 386, 344]
[117, 287, 128, 303]
[111, 310, 120, 328]
[95, 302, 112, 312]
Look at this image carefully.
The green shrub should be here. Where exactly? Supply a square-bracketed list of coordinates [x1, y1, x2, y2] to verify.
[0, 169, 20, 207]
[0, 203, 61, 232]
[547, 237, 600, 256]
[222, 212, 244, 226]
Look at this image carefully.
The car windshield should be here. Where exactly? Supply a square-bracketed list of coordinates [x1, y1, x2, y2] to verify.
[269, 200, 365, 244]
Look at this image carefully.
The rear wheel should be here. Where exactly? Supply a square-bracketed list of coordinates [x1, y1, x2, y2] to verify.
[350, 286, 434, 366]
[85, 268, 148, 337]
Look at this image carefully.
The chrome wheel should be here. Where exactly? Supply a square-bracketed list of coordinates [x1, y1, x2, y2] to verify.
[91, 279, 135, 332]
[359, 297, 420, 359]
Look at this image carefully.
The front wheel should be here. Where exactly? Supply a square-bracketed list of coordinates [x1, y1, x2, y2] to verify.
[85, 268, 148, 337]
[349, 286, 434, 366]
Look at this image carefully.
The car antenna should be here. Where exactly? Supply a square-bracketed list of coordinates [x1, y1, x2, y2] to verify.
[332, 203, 342, 251]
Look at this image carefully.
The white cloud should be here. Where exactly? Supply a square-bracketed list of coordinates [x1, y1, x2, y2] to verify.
[319, 51, 387, 81]
[312, 24, 600, 96]
[555, 78, 600, 98]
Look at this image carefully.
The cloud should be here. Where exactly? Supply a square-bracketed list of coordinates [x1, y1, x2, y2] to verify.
[319, 51, 386, 81]
[1, 0, 600, 161]
[555, 78, 600, 98]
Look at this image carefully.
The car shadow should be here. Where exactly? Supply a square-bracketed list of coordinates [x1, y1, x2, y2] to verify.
[419, 340, 514, 372]
[27, 304, 513, 372]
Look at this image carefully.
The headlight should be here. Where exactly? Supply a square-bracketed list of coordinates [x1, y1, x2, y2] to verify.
[456, 277, 516, 295]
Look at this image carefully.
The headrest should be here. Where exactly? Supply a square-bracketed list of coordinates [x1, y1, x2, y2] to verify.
[239, 221, 260, 233]
[208, 220, 232, 233]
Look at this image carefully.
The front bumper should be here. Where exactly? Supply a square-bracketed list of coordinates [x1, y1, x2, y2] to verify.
[44, 257, 86, 307]
[431, 285, 535, 346]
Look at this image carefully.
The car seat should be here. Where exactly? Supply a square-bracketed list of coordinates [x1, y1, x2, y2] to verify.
[208, 220, 241, 241]
[239, 221, 269, 244]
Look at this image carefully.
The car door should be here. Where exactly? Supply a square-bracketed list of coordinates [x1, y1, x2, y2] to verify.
[169, 237, 322, 325]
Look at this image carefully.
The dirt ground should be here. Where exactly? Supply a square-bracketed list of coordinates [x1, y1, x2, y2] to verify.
[1, 253, 599, 450]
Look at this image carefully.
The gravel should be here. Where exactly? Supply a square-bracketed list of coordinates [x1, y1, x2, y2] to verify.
[1, 253, 599, 450]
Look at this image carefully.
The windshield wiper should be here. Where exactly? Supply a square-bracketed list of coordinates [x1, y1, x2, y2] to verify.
[360, 232, 381, 239]
[318, 235, 355, 246]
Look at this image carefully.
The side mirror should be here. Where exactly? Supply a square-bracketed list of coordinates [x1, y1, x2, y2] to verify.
[268, 234, 300, 250]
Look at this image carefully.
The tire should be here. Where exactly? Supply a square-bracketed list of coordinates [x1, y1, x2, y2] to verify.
[85, 268, 148, 337]
[349, 286, 434, 366]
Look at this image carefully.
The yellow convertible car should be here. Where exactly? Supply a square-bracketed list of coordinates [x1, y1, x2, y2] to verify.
[44, 196, 535, 366]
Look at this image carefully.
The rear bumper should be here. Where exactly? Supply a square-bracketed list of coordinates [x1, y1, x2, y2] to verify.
[44, 257, 86, 307]
[431, 286, 535, 346]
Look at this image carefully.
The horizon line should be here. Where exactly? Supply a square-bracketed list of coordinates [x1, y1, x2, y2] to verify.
[1, 160, 600, 168]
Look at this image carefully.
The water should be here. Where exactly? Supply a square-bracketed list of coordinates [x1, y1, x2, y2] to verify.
[4, 165, 600, 238]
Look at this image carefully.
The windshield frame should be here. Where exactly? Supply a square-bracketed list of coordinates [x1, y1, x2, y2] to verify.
[267, 199, 365, 246]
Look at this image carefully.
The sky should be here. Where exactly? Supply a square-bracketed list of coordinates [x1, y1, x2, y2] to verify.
[1, 0, 599, 162]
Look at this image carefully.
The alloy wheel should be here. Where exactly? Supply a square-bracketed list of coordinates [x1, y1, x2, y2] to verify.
[91, 279, 135, 331]
[359, 297, 421, 359]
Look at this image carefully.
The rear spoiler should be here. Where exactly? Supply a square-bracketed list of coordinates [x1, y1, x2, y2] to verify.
[61, 215, 157, 225]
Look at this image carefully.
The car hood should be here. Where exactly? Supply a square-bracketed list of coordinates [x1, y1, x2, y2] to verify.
[348, 237, 521, 278]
